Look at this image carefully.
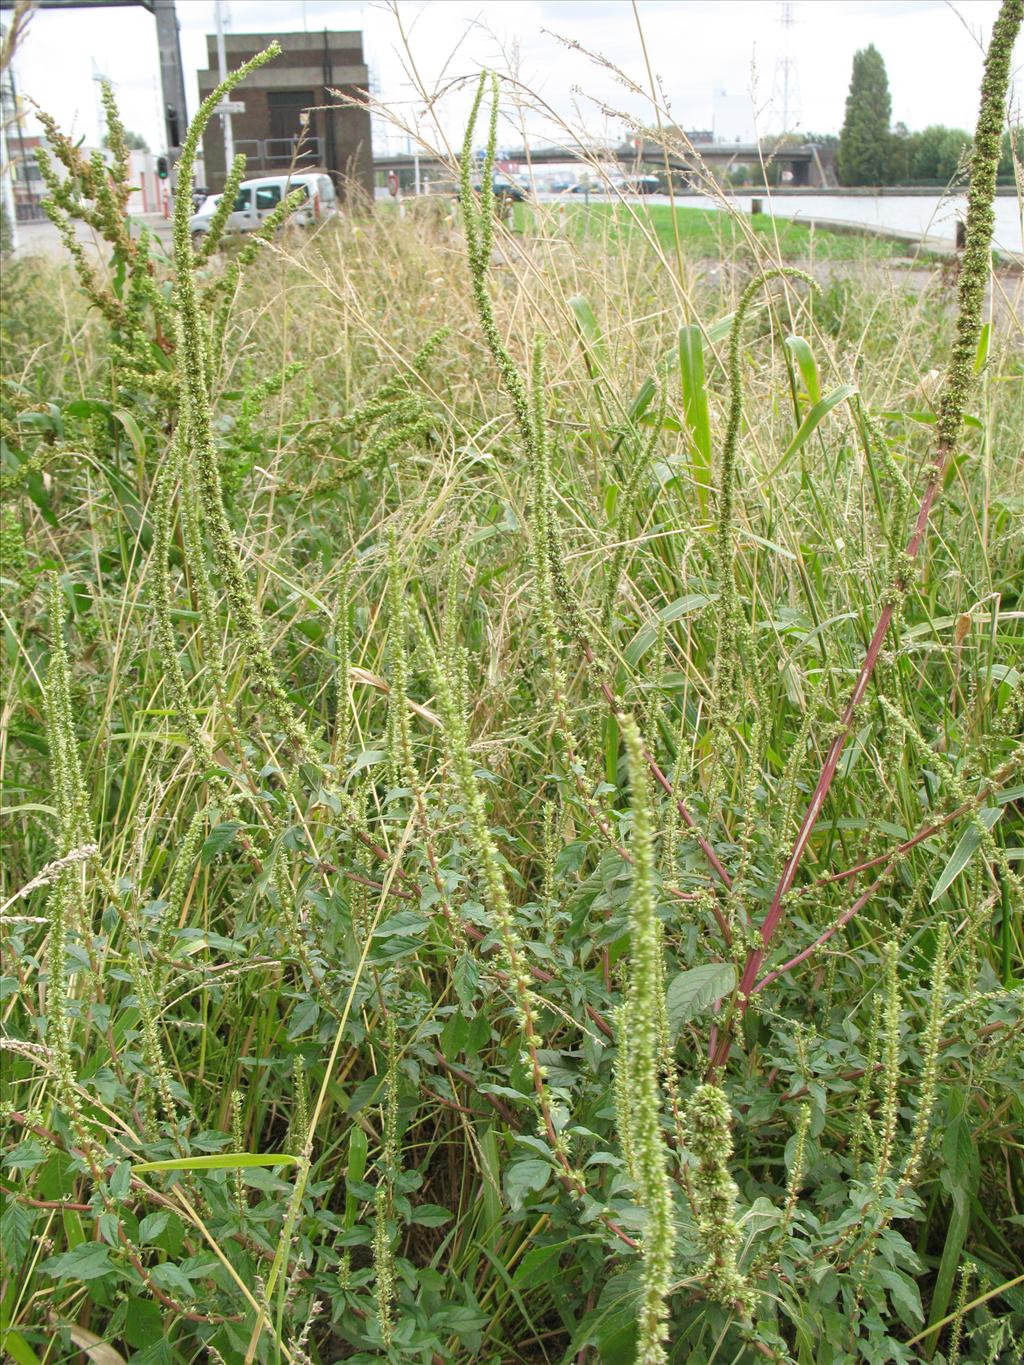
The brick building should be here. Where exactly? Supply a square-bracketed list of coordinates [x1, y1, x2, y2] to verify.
[197, 31, 372, 198]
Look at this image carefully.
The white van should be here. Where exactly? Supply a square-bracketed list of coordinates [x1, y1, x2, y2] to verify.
[189, 172, 338, 248]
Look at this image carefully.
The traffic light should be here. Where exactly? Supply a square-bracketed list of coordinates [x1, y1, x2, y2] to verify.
[157, 156, 169, 180]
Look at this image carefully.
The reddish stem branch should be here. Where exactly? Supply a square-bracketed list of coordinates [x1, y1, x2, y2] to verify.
[809, 752, 1021, 891]
[752, 873, 885, 995]
[710, 462, 950, 1071]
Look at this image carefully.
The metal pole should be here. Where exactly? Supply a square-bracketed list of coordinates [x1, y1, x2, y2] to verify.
[0, 57, 19, 253]
[151, 0, 188, 180]
[214, 0, 233, 169]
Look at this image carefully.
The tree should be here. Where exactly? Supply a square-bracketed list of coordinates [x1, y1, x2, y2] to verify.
[907, 125, 972, 184]
[837, 44, 892, 185]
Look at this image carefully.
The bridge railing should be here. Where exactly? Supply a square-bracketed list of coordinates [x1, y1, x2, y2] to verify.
[234, 138, 324, 171]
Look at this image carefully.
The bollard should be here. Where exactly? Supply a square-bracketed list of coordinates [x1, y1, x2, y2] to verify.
[751, 197, 763, 216]
[956, 219, 966, 250]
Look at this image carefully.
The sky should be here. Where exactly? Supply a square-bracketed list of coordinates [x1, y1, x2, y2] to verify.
[6, 0, 1020, 158]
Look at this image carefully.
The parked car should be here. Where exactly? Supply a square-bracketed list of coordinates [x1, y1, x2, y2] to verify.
[624, 175, 661, 195]
[189, 172, 338, 248]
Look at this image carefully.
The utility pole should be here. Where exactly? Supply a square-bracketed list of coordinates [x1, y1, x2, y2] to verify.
[0, 43, 19, 253]
[214, 0, 233, 170]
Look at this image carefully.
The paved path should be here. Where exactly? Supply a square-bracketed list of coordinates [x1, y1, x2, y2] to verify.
[13, 213, 173, 259]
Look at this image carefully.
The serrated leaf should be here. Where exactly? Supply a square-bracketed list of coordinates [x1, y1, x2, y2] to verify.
[665, 963, 736, 1036]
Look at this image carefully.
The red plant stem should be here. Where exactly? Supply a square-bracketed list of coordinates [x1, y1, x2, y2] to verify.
[751, 873, 885, 995]
[810, 751, 1021, 890]
[711, 447, 952, 1072]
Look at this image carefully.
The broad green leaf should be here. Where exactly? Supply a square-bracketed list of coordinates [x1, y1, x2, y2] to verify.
[678, 324, 711, 512]
[200, 821, 239, 864]
[133, 1151, 301, 1174]
[0, 1331, 42, 1365]
[514, 1241, 567, 1290]
[785, 335, 822, 405]
[149, 1262, 195, 1300]
[877, 1265, 923, 1329]
[624, 594, 713, 665]
[665, 963, 736, 1036]
[504, 1157, 552, 1211]
[929, 807, 1002, 903]
[410, 1204, 452, 1227]
[40, 1242, 115, 1282]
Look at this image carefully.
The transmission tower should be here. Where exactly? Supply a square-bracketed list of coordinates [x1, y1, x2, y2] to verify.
[771, 1, 802, 135]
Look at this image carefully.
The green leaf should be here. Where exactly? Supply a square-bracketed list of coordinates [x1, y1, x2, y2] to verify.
[0, 1331, 42, 1365]
[138, 1213, 169, 1244]
[40, 1242, 115, 1282]
[624, 594, 713, 665]
[349, 748, 386, 775]
[568, 294, 609, 380]
[514, 1241, 566, 1291]
[678, 324, 711, 512]
[665, 963, 736, 1036]
[930, 807, 1002, 903]
[453, 953, 479, 1012]
[344, 1126, 368, 1229]
[924, 1195, 971, 1359]
[785, 335, 822, 405]
[112, 407, 147, 465]
[876, 1266, 923, 1329]
[286, 996, 320, 1039]
[765, 383, 858, 478]
[504, 1158, 552, 1212]
[200, 822, 240, 864]
[410, 1204, 453, 1227]
[941, 1110, 980, 1201]
[373, 910, 428, 938]
[133, 1151, 301, 1174]
[149, 1262, 196, 1300]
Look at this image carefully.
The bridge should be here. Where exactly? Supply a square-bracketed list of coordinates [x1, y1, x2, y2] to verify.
[373, 138, 832, 189]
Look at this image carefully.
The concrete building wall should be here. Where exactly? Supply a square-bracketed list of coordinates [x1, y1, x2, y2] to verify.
[197, 31, 372, 199]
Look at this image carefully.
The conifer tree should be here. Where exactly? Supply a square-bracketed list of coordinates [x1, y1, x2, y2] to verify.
[838, 44, 892, 184]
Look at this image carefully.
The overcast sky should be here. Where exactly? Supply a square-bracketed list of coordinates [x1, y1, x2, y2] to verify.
[7, 1, 1020, 156]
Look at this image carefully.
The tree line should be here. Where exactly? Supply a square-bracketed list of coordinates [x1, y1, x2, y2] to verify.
[837, 42, 1021, 186]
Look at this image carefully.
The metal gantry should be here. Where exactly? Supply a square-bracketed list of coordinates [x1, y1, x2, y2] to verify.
[0, 0, 188, 163]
